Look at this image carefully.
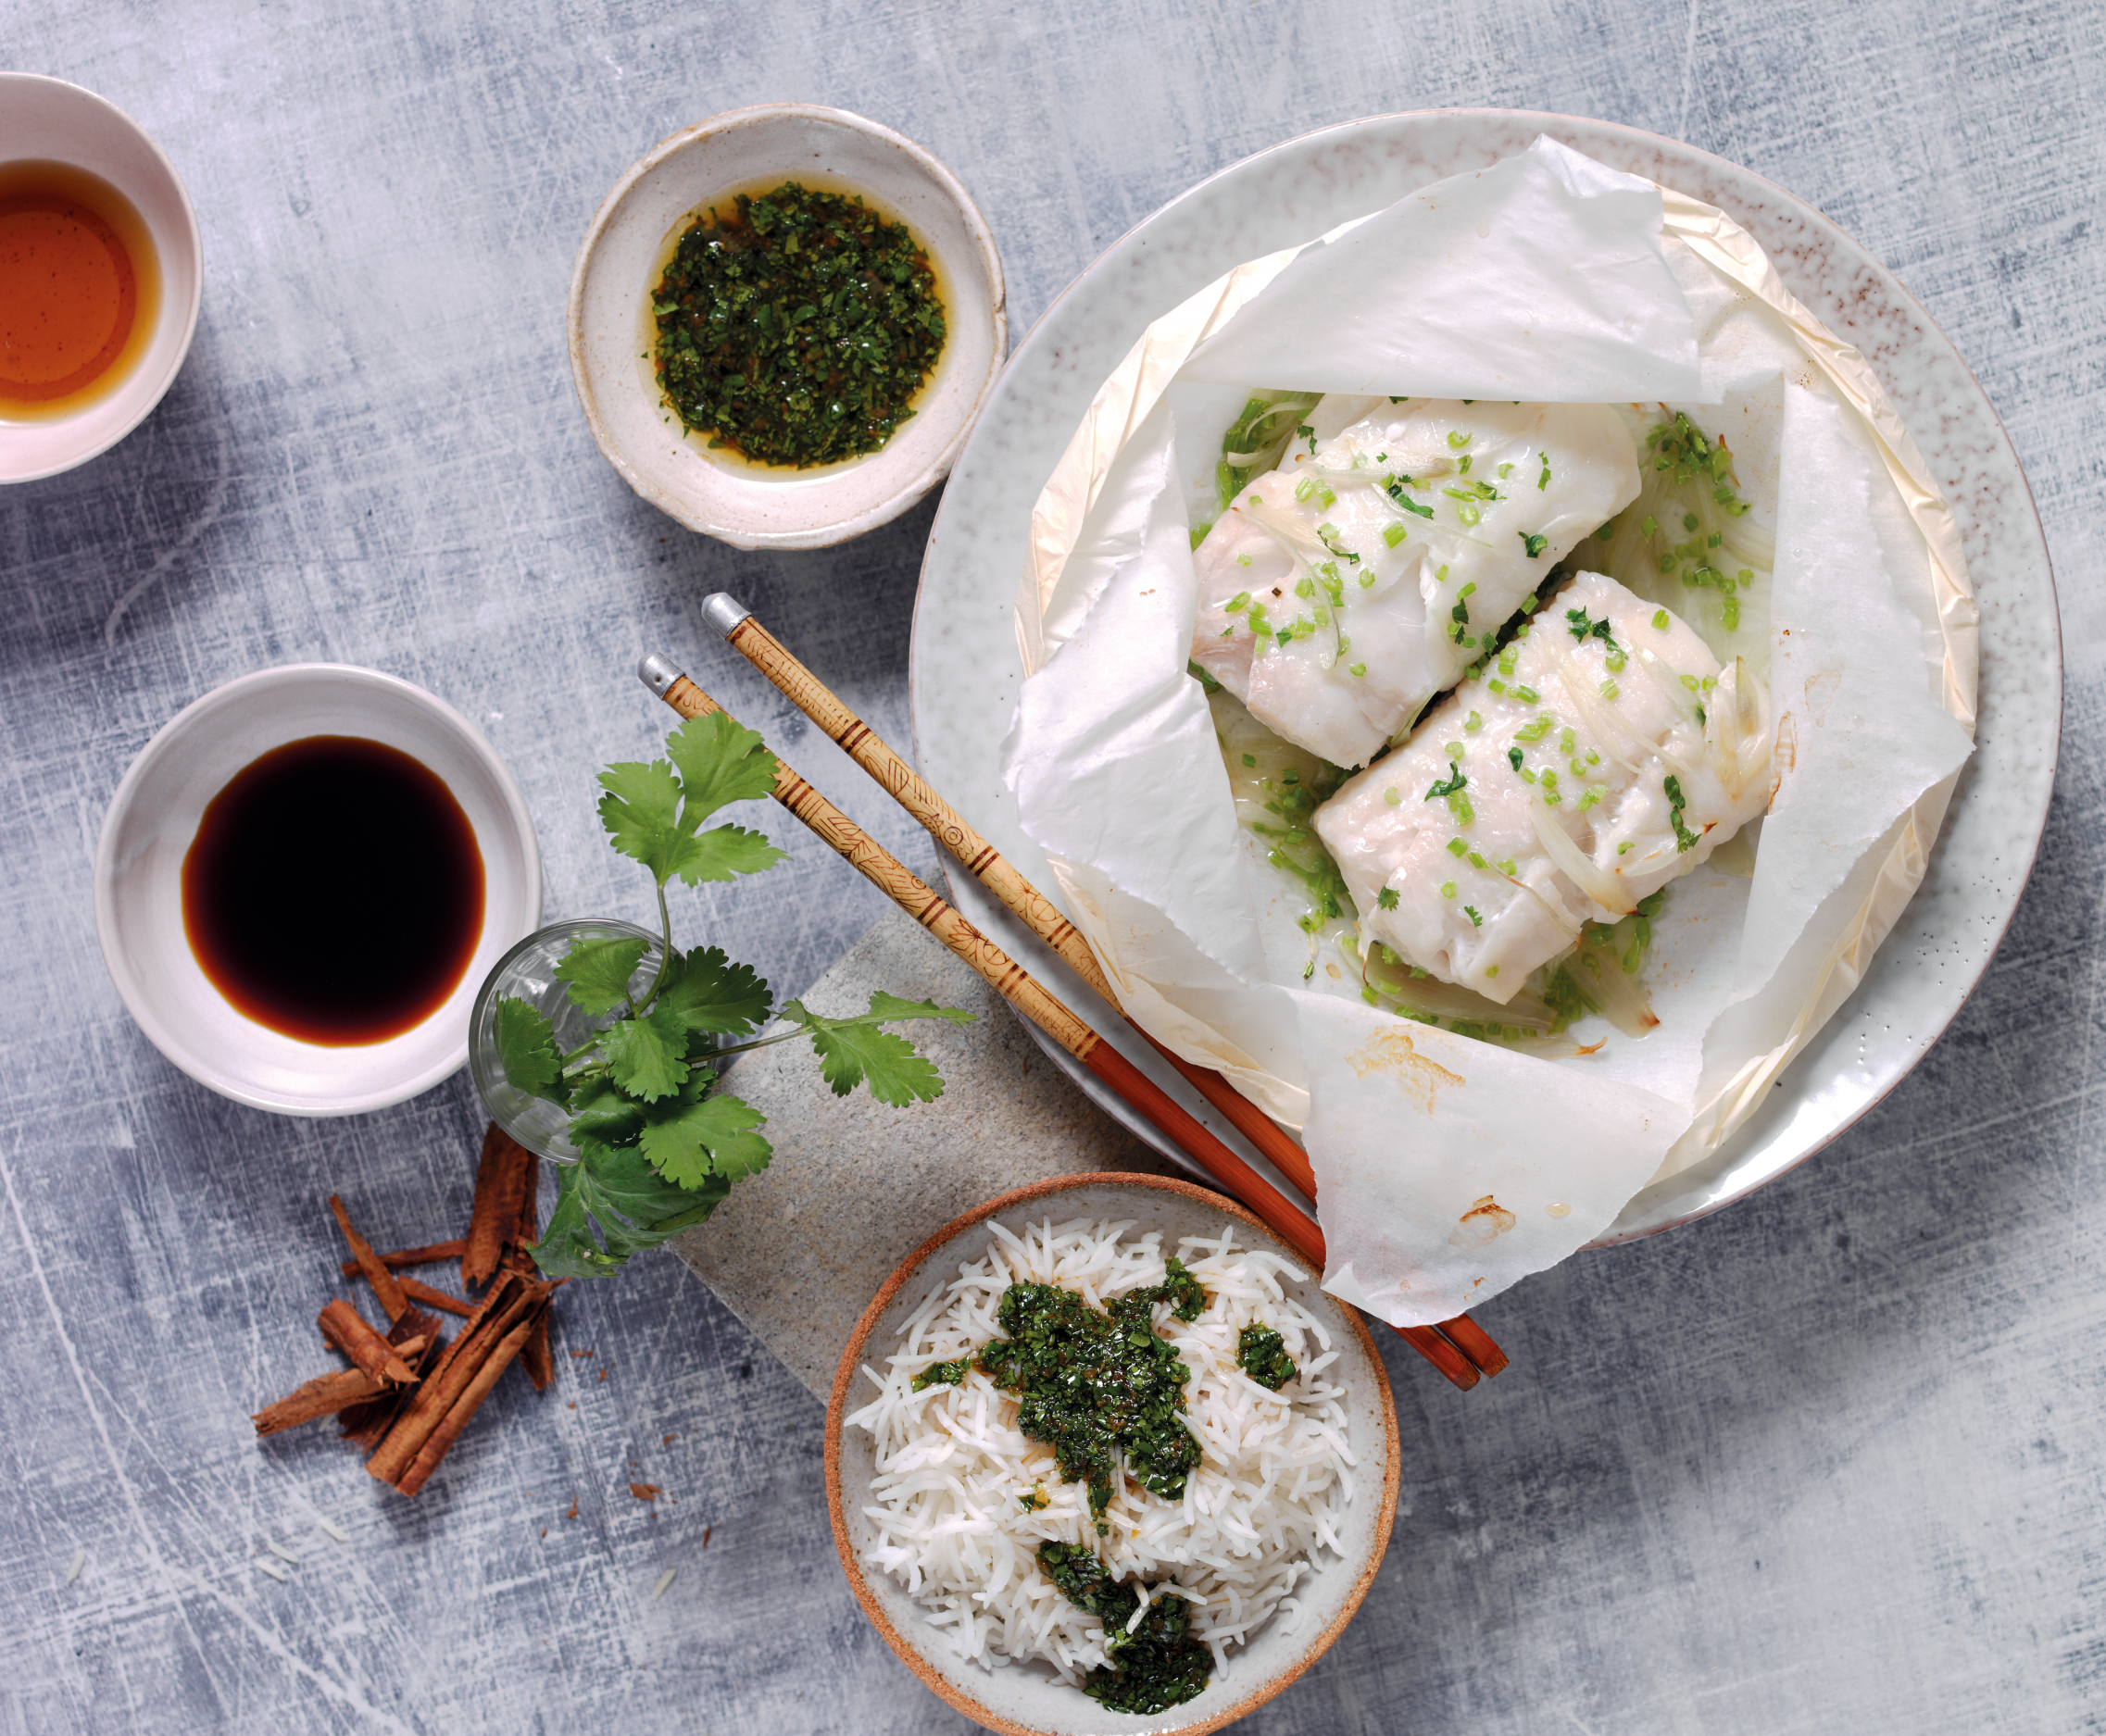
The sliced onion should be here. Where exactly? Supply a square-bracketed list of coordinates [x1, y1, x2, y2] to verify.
[1569, 932, 1660, 1035]
[1530, 803, 1639, 916]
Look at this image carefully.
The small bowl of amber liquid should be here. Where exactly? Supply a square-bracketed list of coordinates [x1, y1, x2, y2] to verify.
[0, 74, 203, 483]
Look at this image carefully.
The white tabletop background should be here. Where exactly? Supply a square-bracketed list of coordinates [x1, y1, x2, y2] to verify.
[4, 3, 2101, 1732]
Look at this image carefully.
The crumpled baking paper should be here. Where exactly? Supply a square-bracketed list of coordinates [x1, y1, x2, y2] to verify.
[1000, 137, 1977, 1327]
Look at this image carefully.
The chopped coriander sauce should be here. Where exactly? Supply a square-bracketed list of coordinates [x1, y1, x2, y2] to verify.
[1038, 1542, 1211, 1714]
[977, 1260, 1208, 1527]
[651, 183, 945, 468]
[909, 1357, 968, 1393]
[1236, 1323, 1297, 1390]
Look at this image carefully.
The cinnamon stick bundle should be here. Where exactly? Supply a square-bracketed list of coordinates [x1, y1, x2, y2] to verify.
[250, 1125, 558, 1491]
[393, 1304, 548, 1496]
[366, 1273, 551, 1486]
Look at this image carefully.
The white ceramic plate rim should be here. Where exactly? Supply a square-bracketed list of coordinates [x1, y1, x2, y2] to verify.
[94, 664, 545, 1116]
[565, 102, 1008, 551]
[909, 108, 2061, 1247]
[0, 73, 205, 484]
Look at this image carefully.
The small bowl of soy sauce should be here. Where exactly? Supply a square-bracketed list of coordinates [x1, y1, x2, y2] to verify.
[568, 104, 1007, 550]
[94, 666, 544, 1117]
[0, 74, 204, 483]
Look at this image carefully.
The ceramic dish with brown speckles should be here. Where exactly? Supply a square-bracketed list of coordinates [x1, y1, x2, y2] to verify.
[909, 110, 2060, 1246]
[826, 1172, 1399, 1735]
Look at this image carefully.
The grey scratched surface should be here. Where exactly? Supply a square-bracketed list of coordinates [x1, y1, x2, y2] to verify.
[2, 3, 2100, 1733]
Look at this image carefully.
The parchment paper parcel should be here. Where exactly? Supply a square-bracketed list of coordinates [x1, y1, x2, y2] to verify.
[1002, 139, 1976, 1327]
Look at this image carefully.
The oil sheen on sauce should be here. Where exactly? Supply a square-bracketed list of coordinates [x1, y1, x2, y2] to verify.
[182, 737, 485, 1046]
[0, 160, 160, 419]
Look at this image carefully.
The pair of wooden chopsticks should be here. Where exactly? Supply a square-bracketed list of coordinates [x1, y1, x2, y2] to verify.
[637, 603, 1506, 1389]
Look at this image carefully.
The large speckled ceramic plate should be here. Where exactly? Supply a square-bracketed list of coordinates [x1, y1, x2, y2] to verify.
[909, 111, 2059, 1245]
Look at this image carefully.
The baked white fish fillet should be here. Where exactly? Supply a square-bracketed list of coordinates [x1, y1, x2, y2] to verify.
[1312, 571, 1771, 1005]
[1190, 396, 1640, 769]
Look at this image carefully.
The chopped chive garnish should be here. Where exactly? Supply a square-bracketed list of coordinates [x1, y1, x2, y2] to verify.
[1498, 858, 1517, 875]
[1651, 609, 1670, 630]
[1349, 661, 1368, 676]
[1448, 837, 1468, 857]
[1241, 753, 1256, 767]
[1383, 787, 1400, 806]
[1226, 591, 1250, 612]
[1440, 881, 1458, 898]
[1509, 747, 1524, 771]
[1447, 431, 1470, 448]
[1383, 521, 1408, 548]
[1640, 514, 1659, 540]
[1464, 711, 1484, 731]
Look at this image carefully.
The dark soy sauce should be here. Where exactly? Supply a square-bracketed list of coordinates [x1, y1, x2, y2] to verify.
[182, 735, 485, 1045]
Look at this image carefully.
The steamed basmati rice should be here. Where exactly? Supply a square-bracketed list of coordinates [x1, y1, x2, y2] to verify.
[846, 1216, 1355, 1685]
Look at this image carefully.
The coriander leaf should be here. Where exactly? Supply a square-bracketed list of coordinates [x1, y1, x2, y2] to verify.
[495, 997, 568, 1106]
[566, 1074, 646, 1161]
[657, 945, 772, 1036]
[534, 1143, 731, 1280]
[779, 993, 973, 1105]
[555, 935, 649, 1016]
[664, 710, 781, 822]
[600, 1002, 692, 1101]
[671, 821, 791, 886]
[637, 1091, 771, 1188]
[597, 758, 688, 882]
[864, 992, 979, 1027]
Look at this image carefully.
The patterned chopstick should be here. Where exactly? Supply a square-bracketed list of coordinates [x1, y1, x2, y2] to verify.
[641, 644, 1496, 1389]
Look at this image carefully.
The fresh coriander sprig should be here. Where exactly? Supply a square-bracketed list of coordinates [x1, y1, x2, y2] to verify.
[495, 712, 972, 1279]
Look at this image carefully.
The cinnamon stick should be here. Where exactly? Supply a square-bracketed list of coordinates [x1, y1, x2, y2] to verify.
[338, 1239, 466, 1274]
[329, 1195, 410, 1323]
[319, 1298, 419, 1385]
[252, 1336, 431, 1437]
[516, 1146, 541, 1246]
[366, 1275, 541, 1484]
[393, 1304, 546, 1495]
[520, 1313, 554, 1392]
[393, 1274, 474, 1318]
[464, 1126, 533, 1288]
[338, 1309, 442, 1447]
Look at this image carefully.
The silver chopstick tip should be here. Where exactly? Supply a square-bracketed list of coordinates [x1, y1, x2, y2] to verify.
[637, 653, 684, 697]
[700, 592, 752, 638]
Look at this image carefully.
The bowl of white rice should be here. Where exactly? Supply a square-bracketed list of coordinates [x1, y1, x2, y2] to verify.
[825, 1172, 1399, 1733]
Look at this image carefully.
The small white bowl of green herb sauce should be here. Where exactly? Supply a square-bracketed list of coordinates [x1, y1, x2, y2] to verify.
[569, 104, 1007, 551]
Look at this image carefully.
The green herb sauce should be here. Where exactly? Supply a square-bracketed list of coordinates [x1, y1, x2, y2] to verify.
[1037, 1542, 1211, 1715]
[650, 184, 945, 468]
[1235, 1323, 1298, 1391]
[909, 1357, 969, 1393]
[976, 1260, 1208, 1530]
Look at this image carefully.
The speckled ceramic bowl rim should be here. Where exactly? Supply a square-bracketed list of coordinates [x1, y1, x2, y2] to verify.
[565, 102, 1007, 550]
[909, 106, 2061, 1248]
[824, 1169, 1401, 1736]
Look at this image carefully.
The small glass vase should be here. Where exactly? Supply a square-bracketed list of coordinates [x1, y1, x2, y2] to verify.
[468, 917, 665, 1162]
